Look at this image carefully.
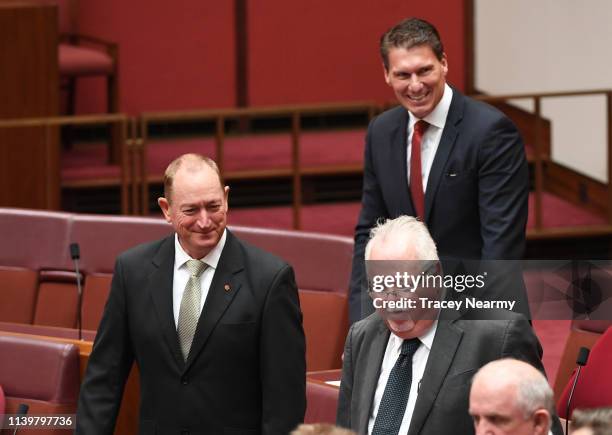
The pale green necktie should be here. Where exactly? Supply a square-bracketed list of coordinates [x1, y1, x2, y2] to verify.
[177, 259, 207, 360]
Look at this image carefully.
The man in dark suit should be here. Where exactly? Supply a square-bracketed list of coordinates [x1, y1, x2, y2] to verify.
[469, 359, 555, 435]
[76, 154, 306, 435]
[349, 17, 529, 323]
[337, 216, 561, 435]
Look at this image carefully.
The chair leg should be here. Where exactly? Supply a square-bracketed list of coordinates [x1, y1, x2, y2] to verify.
[62, 77, 77, 150]
[107, 73, 121, 164]
[66, 77, 77, 114]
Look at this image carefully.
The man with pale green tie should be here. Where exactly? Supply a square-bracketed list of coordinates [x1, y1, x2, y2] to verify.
[77, 153, 306, 435]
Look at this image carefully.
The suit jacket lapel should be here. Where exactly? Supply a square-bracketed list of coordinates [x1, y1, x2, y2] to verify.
[148, 236, 186, 369]
[358, 318, 390, 433]
[183, 230, 244, 372]
[408, 316, 463, 435]
[389, 109, 415, 216]
[424, 90, 464, 222]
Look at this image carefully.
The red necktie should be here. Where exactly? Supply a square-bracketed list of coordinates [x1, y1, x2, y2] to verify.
[410, 120, 429, 219]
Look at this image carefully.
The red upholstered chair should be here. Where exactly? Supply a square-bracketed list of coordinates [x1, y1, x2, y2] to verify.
[230, 226, 352, 371]
[304, 381, 340, 424]
[45, 0, 119, 117]
[0, 334, 80, 435]
[33, 271, 79, 328]
[553, 320, 612, 401]
[0, 384, 5, 415]
[0, 267, 38, 324]
[81, 273, 112, 330]
[71, 214, 172, 330]
[557, 326, 612, 418]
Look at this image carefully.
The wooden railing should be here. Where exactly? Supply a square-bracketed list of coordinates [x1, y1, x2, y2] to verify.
[137, 101, 378, 227]
[473, 89, 612, 230]
[0, 114, 132, 214]
[2, 91, 610, 232]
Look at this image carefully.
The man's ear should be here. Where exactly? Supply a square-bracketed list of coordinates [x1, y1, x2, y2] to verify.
[532, 410, 551, 435]
[440, 52, 449, 77]
[223, 186, 230, 211]
[158, 197, 172, 223]
[383, 64, 391, 86]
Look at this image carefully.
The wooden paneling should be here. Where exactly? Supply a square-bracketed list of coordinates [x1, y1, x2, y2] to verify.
[0, 1, 58, 117]
[0, 1, 60, 209]
[544, 161, 609, 217]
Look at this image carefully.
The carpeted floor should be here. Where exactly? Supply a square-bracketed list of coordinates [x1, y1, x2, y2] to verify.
[533, 320, 571, 383]
[227, 192, 607, 237]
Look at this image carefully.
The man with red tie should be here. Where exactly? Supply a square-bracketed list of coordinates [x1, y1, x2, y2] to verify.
[348, 17, 529, 323]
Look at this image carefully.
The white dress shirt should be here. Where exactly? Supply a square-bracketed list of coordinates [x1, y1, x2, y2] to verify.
[172, 230, 226, 328]
[367, 321, 438, 435]
[407, 83, 453, 193]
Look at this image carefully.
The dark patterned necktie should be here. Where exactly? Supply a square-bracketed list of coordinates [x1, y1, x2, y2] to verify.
[371, 338, 421, 435]
[410, 120, 429, 219]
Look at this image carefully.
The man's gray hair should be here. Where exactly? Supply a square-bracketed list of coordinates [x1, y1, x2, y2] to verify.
[364, 216, 439, 261]
[515, 373, 554, 423]
[473, 358, 554, 430]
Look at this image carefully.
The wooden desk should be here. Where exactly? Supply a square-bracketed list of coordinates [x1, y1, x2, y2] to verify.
[307, 369, 342, 387]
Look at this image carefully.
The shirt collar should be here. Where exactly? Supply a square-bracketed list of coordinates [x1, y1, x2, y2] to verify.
[174, 229, 227, 270]
[408, 83, 453, 131]
[389, 319, 438, 351]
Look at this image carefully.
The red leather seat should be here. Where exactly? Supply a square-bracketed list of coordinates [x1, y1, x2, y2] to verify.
[49, 0, 119, 116]
[553, 320, 612, 401]
[0, 384, 5, 414]
[34, 271, 79, 328]
[557, 326, 612, 418]
[305, 381, 340, 424]
[0, 334, 80, 433]
[231, 226, 352, 371]
[59, 44, 114, 76]
[81, 273, 113, 330]
[0, 267, 38, 323]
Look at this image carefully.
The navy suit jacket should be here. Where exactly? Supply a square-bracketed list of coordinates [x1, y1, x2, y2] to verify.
[76, 230, 306, 435]
[349, 89, 529, 323]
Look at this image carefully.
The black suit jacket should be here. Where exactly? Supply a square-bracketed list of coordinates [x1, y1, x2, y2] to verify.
[76, 230, 306, 435]
[349, 89, 529, 322]
[336, 310, 562, 435]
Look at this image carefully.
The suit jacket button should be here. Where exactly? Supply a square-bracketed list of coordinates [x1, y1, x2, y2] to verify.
[181, 377, 189, 385]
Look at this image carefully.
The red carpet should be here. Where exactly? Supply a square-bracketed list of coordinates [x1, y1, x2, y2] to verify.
[228, 192, 606, 238]
[533, 320, 571, 384]
[147, 129, 366, 175]
[62, 129, 366, 182]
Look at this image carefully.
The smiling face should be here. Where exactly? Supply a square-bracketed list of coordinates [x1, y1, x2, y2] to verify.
[384, 45, 448, 119]
[158, 163, 229, 259]
[368, 237, 438, 339]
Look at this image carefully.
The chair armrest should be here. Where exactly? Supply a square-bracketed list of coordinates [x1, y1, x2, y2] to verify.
[61, 33, 118, 58]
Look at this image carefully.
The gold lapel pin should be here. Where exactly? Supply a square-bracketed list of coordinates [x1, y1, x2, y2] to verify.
[224, 284, 231, 292]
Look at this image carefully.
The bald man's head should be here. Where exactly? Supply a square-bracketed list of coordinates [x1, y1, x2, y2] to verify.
[469, 359, 553, 435]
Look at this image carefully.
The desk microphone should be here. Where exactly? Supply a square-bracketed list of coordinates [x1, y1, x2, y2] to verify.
[12, 403, 29, 435]
[565, 347, 590, 435]
[70, 243, 84, 340]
